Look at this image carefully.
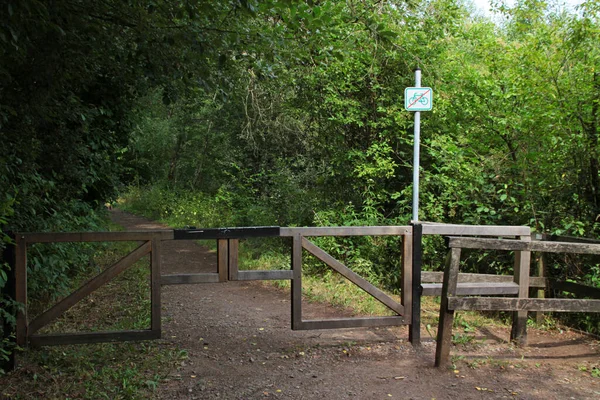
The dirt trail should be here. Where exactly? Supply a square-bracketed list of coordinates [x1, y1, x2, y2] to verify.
[111, 209, 600, 400]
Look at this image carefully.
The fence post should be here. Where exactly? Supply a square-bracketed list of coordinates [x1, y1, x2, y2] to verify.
[510, 235, 531, 345]
[409, 223, 422, 346]
[291, 234, 303, 330]
[217, 239, 228, 282]
[435, 247, 461, 367]
[1, 232, 16, 371]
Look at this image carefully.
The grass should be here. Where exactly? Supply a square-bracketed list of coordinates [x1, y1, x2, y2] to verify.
[0, 222, 182, 399]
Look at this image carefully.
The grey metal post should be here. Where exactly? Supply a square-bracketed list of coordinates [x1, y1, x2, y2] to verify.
[412, 68, 421, 222]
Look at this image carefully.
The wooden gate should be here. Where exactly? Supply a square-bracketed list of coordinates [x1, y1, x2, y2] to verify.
[10, 231, 171, 347]
[8, 226, 413, 348]
[165, 226, 413, 331]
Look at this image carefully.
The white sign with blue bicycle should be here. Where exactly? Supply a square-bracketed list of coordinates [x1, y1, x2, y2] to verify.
[404, 87, 433, 111]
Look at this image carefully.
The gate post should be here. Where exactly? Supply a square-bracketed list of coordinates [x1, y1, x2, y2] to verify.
[1, 232, 16, 371]
[510, 235, 531, 345]
[217, 239, 228, 282]
[409, 223, 422, 346]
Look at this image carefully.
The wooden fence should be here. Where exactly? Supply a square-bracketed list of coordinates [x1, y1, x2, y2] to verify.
[5, 222, 600, 371]
[434, 237, 600, 367]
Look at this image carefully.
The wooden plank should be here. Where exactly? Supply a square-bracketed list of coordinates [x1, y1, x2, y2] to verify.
[448, 237, 529, 251]
[291, 234, 303, 330]
[228, 239, 239, 281]
[534, 253, 546, 323]
[511, 237, 531, 345]
[217, 239, 228, 282]
[237, 270, 293, 281]
[550, 280, 600, 299]
[409, 223, 421, 345]
[421, 272, 546, 288]
[402, 231, 413, 323]
[435, 248, 461, 368]
[20, 230, 173, 243]
[15, 235, 27, 346]
[421, 282, 519, 296]
[296, 316, 407, 330]
[151, 236, 161, 334]
[302, 238, 404, 315]
[529, 240, 600, 254]
[421, 223, 530, 237]
[160, 273, 219, 285]
[280, 226, 412, 237]
[448, 297, 600, 312]
[448, 237, 600, 255]
[29, 329, 159, 347]
[28, 241, 152, 335]
[174, 226, 280, 240]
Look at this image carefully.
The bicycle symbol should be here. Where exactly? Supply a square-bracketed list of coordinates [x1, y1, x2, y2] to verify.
[409, 94, 429, 106]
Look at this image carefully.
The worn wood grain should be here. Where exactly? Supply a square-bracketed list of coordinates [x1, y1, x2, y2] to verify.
[435, 248, 461, 368]
[420, 223, 530, 237]
[421, 272, 546, 288]
[421, 282, 519, 296]
[448, 297, 600, 312]
[448, 237, 600, 254]
[302, 238, 404, 315]
[28, 241, 152, 335]
[511, 236, 531, 345]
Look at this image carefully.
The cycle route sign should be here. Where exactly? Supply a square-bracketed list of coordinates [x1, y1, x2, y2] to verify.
[405, 87, 433, 111]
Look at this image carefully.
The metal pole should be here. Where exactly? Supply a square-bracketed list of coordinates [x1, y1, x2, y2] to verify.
[412, 68, 421, 222]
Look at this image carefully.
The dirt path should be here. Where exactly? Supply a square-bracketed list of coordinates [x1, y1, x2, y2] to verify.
[110, 210, 600, 400]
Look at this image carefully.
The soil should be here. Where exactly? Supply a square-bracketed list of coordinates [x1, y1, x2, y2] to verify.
[110, 209, 600, 400]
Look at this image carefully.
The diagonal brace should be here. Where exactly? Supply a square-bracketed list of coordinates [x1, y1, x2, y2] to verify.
[301, 238, 404, 315]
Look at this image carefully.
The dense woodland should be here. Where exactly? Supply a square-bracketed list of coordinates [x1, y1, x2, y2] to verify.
[2, 0, 600, 366]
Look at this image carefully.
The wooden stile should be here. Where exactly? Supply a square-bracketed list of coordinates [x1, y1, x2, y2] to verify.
[435, 248, 461, 368]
